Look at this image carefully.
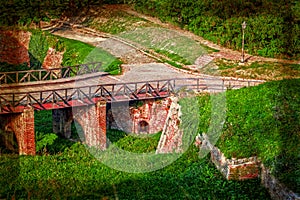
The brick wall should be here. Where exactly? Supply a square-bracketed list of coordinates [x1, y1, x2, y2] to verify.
[0, 30, 64, 70]
[196, 134, 300, 199]
[107, 98, 172, 134]
[196, 134, 260, 180]
[73, 102, 107, 149]
[53, 102, 107, 150]
[42, 47, 64, 75]
[0, 107, 35, 155]
[0, 30, 31, 66]
[156, 96, 183, 153]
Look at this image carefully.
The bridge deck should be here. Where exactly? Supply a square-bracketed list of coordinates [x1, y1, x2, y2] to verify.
[0, 64, 264, 114]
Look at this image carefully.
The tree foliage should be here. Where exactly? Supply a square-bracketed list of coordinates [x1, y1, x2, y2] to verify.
[132, 0, 300, 59]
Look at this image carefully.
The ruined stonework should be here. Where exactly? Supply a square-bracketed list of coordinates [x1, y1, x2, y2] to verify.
[52, 102, 107, 150]
[196, 134, 300, 199]
[196, 134, 260, 180]
[156, 96, 183, 153]
[42, 47, 64, 77]
[0, 30, 31, 66]
[261, 165, 300, 200]
[107, 98, 172, 134]
[0, 106, 35, 155]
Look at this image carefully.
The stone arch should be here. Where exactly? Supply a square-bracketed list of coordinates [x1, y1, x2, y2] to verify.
[138, 120, 149, 134]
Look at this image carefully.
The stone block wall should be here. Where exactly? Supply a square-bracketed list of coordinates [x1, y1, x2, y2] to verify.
[196, 134, 260, 180]
[0, 30, 31, 66]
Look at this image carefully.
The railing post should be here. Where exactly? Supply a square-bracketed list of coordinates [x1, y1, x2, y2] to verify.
[40, 92, 43, 104]
[89, 86, 92, 98]
[16, 72, 19, 83]
[12, 93, 15, 107]
[222, 79, 225, 91]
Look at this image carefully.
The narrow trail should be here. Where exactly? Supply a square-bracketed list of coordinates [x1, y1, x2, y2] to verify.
[41, 4, 300, 82]
[116, 4, 299, 65]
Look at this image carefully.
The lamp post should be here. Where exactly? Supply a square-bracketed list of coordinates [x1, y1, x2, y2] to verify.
[241, 21, 247, 63]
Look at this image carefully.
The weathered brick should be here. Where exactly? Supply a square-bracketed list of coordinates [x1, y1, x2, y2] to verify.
[0, 30, 31, 66]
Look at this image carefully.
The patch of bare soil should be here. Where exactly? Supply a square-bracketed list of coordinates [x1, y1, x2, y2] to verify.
[45, 4, 299, 80]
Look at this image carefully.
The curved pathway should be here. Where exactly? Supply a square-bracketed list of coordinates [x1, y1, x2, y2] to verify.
[116, 4, 299, 65]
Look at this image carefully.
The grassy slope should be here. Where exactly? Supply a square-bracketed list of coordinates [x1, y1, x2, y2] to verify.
[0, 142, 270, 199]
[28, 30, 121, 74]
[0, 114, 270, 199]
[198, 78, 300, 192]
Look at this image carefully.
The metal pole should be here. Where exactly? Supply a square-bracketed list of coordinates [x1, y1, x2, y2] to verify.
[242, 28, 245, 63]
[241, 21, 246, 63]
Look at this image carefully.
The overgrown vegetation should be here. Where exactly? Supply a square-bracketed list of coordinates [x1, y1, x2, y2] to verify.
[0, 106, 271, 199]
[29, 30, 65, 69]
[107, 129, 162, 153]
[1, 29, 121, 74]
[0, 137, 270, 199]
[132, 0, 300, 59]
[0, 0, 104, 27]
[2, 1, 299, 59]
[198, 79, 300, 192]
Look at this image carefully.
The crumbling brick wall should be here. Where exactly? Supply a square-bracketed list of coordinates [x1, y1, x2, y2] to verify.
[0, 30, 31, 66]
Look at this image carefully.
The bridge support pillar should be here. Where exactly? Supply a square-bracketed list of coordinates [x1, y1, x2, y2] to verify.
[52, 108, 73, 138]
[73, 101, 107, 150]
[0, 106, 36, 155]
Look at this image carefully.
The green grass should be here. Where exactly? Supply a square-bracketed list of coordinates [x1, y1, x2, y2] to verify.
[155, 49, 192, 65]
[107, 129, 162, 153]
[197, 78, 300, 193]
[0, 62, 29, 72]
[119, 27, 211, 65]
[57, 35, 122, 74]
[88, 8, 157, 34]
[1, 106, 271, 199]
[1, 29, 122, 75]
[0, 142, 270, 199]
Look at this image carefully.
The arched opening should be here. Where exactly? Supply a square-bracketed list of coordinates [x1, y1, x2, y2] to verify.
[0, 129, 18, 154]
[138, 120, 149, 134]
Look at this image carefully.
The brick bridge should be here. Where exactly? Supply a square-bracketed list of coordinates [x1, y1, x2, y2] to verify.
[0, 63, 263, 155]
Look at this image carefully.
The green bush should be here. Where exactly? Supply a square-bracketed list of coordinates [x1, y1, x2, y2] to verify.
[107, 129, 161, 153]
[35, 132, 58, 153]
[28, 30, 50, 69]
[132, 0, 300, 59]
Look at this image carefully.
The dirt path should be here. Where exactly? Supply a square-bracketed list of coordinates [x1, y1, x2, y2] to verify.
[114, 4, 299, 65]
[42, 4, 299, 82]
